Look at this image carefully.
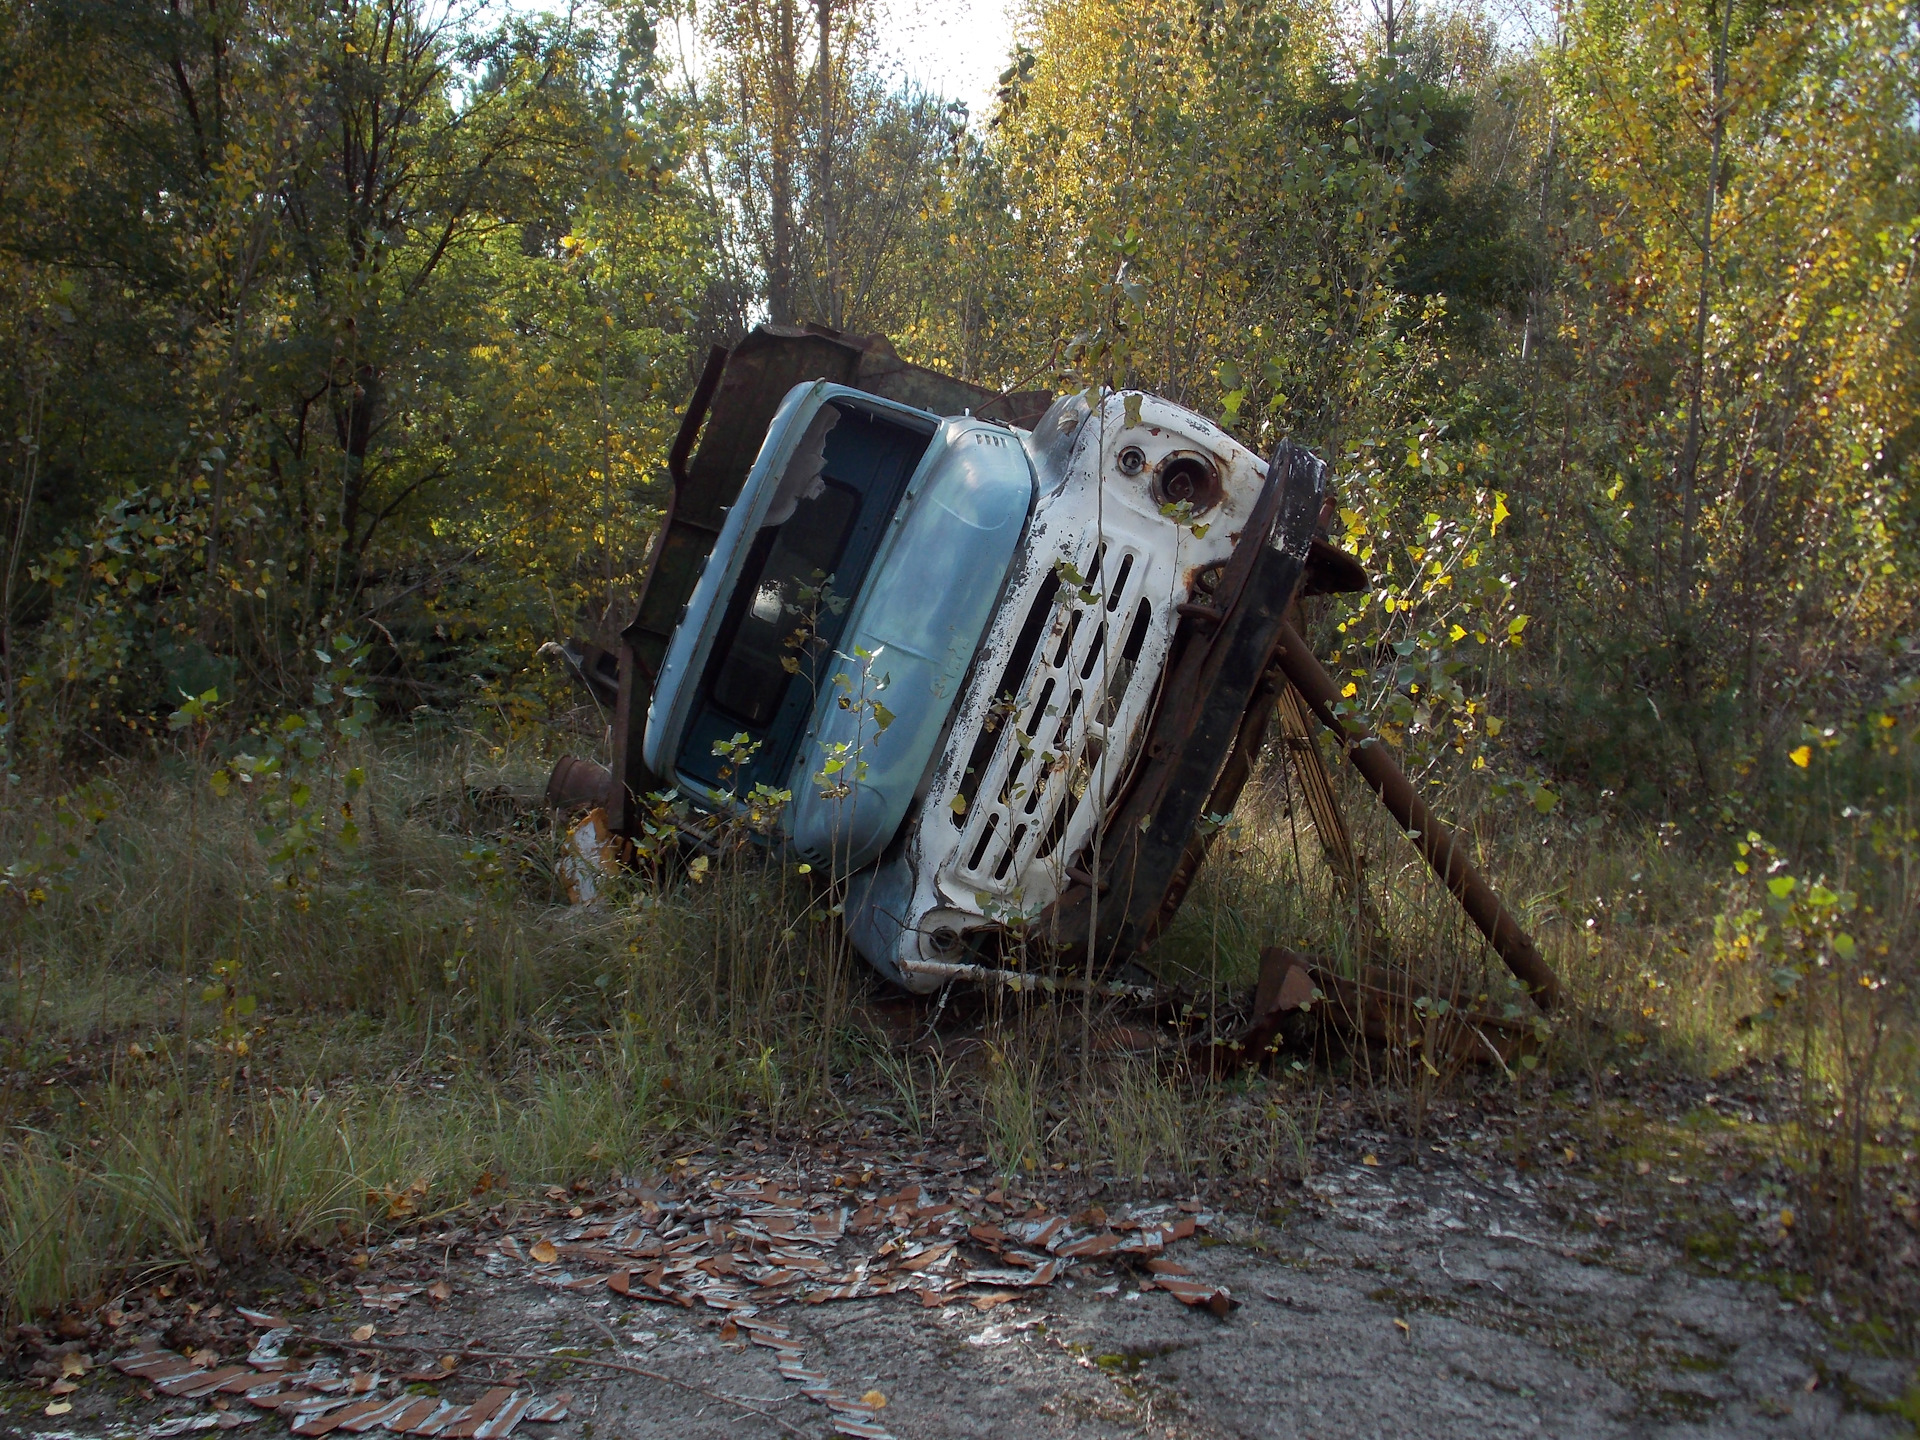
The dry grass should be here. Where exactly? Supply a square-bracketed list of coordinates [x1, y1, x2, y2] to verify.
[0, 725, 861, 1320]
[2, 718, 1914, 1330]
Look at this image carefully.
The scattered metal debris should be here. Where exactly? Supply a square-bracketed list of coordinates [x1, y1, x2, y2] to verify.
[1192, 947, 1538, 1077]
[482, 1154, 1225, 1436]
[488, 1162, 1218, 1316]
[111, 1340, 570, 1440]
[97, 1154, 1228, 1440]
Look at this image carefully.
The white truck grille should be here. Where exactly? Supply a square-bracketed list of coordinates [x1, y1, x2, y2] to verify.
[948, 541, 1155, 896]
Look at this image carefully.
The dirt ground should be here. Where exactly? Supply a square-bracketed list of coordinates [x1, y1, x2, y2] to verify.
[10, 1129, 1913, 1440]
[454, 1157, 1911, 1439]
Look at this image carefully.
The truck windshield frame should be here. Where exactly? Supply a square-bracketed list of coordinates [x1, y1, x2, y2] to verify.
[661, 389, 937, 801]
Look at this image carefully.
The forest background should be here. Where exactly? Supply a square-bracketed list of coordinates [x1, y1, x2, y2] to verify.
[1, 0, 1918, 1339]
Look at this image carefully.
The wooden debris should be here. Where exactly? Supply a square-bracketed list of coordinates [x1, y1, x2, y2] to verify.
[1191, 946, 1539, 1076]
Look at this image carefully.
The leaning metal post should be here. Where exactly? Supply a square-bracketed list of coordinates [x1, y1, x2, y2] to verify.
[1272, 621, 1564, 1012]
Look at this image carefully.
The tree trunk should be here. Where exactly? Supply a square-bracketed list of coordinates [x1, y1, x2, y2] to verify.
[1676, 0, 1733, 595]
[815, 0, 834, 326]
[766, 0, 798, 325]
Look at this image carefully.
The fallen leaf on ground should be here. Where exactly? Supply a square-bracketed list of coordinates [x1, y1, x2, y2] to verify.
[49, 1380, 78, 1395]
[44, 1401, 72, 1416]
[529, 1240, 559, 1264]
[350, 1325, 375, 1342]
[426, 1281, 452, 1303]
[60, 1352, 89, 1377]
[859, 1390, 887, 1408]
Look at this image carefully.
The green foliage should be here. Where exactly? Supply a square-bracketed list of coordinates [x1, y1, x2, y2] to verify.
[203, 636, 378, 902]
[1, 0, 1912, 832]
[1528, 0, 1920, 805]
[0, 0, 714, 758]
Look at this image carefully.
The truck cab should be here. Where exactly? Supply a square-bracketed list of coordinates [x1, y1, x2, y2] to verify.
[548, 325, 1363, 992]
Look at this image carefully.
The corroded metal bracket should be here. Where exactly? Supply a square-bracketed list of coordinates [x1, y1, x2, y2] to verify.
[1187, 947, 1538, 1077]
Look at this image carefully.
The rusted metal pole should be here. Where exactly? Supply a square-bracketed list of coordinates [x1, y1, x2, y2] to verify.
[1274, 622, 1563, 1011]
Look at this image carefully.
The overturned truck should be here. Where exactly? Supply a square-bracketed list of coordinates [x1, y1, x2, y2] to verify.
[547, 325, 1559, 1015]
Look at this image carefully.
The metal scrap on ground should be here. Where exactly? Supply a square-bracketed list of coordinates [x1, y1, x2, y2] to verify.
[112, 1332, 570, 1440]
[103, 1152, 1224, 1440]
[484, 1153, 1226, 1435]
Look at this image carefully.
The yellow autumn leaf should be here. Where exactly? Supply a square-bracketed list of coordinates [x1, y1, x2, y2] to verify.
[530, 1239, 559, 1264]
[1789, 746, 1811, 768]
[860, 1390, 888, 1408]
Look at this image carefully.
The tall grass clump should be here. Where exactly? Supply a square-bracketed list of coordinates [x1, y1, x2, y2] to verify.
[0, 714, 868, 1321]
[2, 1087, 365, 1322]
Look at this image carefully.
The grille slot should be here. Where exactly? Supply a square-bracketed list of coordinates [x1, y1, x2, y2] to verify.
[967, 813, 1001, 871]
[954, 569, 1059, 818]
[1096, 599, 1153, 725]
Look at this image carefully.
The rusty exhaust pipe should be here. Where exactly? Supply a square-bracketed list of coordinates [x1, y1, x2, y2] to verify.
[1274, 621, 1562, 1011]
[546, 755, 613, 813]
